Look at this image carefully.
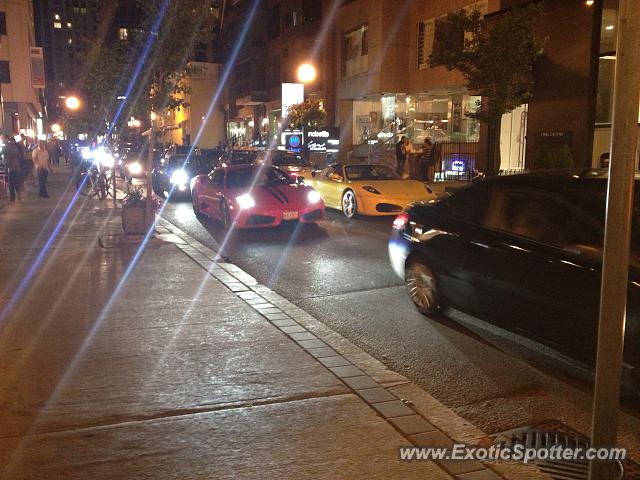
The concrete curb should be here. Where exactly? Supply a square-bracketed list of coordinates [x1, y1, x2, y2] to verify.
[156, 217, 552, 480]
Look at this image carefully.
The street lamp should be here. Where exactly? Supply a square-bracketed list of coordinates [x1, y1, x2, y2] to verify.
[65, 96, 80, 110]
[297, 63, 317, 84]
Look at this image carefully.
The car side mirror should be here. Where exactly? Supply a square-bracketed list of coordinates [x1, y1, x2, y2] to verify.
[296, 176, 305, 185]
[563, 244, 603, 263]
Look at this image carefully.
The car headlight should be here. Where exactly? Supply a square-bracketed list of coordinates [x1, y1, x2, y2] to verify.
[236, 193, 255, 209]
[362, 186, 381, 194]
[81, 149, 92, 160]
[170, 169, 189, 185]
[95, 151, 115, 168]
[307, 190, 322, 204]
[127, 161, 143, 175]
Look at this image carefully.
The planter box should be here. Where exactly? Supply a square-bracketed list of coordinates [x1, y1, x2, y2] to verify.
[122, 206, 146, 235]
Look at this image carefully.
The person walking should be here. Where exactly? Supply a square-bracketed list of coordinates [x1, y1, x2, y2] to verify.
[420, 138, 435, 182]
[1, 134, 22, 202]
[32, 140, 51, 198]
[395, 136, 407, 177]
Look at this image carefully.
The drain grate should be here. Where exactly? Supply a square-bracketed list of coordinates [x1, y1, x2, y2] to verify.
[493, 421, 639, 480]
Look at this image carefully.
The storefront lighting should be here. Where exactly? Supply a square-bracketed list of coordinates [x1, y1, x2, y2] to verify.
[248, 120, 255, 128]
[585, 0, 594, 5]
[605, 25, 614, 30]
[51, 123, 61, 133]
[262, 118, 269, 127]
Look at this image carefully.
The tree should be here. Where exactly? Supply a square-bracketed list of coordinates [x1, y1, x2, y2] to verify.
[286, 100, 327, 129]
[430, 3, 545, 175]
[78, 0, 217, 138]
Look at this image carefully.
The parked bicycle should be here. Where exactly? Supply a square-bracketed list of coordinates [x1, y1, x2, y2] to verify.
[75, 149, 117, 200]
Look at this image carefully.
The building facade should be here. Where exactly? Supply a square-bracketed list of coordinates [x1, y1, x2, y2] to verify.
[33, 0, 103, 123]
[0, 0, 44, 137]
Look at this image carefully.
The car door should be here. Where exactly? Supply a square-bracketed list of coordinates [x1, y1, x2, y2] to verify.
[202, 170, 225, 219]
[313, 166, 343, 208]
[476, 186, 603, 359]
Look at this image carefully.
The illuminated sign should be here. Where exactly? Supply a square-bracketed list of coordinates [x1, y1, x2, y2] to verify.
[282, 83, 304, 119]
[30, 47, 45, 89]
[305, 127, 340, 152]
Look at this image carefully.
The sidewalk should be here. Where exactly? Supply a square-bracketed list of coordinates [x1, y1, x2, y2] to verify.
[0, 170, 546, 479]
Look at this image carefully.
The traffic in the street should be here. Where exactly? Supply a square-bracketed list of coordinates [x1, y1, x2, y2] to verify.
[3, 0, 640, 478]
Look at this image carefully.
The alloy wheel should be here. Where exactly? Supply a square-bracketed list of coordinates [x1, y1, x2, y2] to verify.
[342, 191, 357, 218]
[405, 262, 438, 314]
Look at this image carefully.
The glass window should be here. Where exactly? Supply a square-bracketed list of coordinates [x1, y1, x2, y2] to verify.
[444, 183, 491, 223]
[226, 166, 293, 188]
[345, 165, 398, 181]
[342, 24, 368, 79]
[210, 170, 225, 186]
[0, 12, 6, 36]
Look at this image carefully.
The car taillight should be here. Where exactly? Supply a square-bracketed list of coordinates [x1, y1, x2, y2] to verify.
[393, 212, 409, 230]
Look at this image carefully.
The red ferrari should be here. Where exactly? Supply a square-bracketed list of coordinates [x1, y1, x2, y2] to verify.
[191, 164, 325, 228]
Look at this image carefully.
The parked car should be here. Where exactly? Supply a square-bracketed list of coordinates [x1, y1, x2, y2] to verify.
[388, 169, 640, 385]
[191, 164, 324, 229]
[254, 149, 313, 181]
[310, 163, 436, 218]
[122, 145, 161, 184]
[151, 150, 220, 199]
[216, 150, 258, 168]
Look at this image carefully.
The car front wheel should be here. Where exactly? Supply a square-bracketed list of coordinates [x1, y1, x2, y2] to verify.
[342, 190, 357, 218]
[405, 259, 442, 315]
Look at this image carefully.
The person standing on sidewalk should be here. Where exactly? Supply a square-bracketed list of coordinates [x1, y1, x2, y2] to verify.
[1, 134, 22, 202]
[395, 136, 407, 177]
[32, 140, 51, 198]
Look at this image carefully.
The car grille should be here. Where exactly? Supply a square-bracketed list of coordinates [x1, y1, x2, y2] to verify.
[302, 209, 323, 221]
[376, 203, 403, 213]
[247, 215, 275, 225]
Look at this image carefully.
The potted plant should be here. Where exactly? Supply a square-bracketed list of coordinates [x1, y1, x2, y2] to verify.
[122, 187, 147, 235]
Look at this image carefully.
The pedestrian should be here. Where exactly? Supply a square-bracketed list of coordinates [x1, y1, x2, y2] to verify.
[47, 138, 61, 166]
[395, 136, 407, 177]
[32, 140, 51, 198]
[420, 138, 435, 182]
[1, 134, 22, 202]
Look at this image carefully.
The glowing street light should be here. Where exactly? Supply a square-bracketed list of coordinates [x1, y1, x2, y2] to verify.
[51, 123, 61, 133]
[297, 63, 317, 84]
[65, 96, 80, 110]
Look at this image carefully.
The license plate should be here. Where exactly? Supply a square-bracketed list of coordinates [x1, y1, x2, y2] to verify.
[282, 211, 299, 220]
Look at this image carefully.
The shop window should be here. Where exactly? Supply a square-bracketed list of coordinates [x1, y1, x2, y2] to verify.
[118, 28, 128, 40]
[283, 10, 300, 29]
[0, 12, 6, 36]
[417, 20, 435, 70]
[0, 61, 10, 83]
[342, 24, 369, 79]
[595, 56, 615, 124]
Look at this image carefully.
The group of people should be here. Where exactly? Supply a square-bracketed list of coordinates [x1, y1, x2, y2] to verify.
[395, 136, 436, 181]
[1, 134, 60, 202]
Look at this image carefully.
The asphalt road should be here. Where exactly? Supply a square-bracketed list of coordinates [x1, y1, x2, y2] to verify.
[161, 197, 640, 456]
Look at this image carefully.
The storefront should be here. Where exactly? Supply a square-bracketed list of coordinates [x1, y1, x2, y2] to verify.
[349, 92, 482, 148]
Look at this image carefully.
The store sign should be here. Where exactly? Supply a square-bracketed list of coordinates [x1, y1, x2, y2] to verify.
[305, 127, 340, 153]
[282, 83, 304, 119]
[281, 129, 304, 152]
[30, 47, 45, 89]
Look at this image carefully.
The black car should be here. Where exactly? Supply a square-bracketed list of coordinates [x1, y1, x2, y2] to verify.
[389, 169, 640, 385]
[152, 150, 221, 198]
[216, 150, 258, 167]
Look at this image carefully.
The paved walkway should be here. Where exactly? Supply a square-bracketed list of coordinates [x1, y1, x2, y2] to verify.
[0, 170, 547, 479]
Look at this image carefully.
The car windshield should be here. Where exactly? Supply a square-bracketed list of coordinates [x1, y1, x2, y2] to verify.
[345, 165, 399, 181]
[226, 166, 294, 189]
[268, 151, 307, 166]
[225, 152, 257, 165]
[167, 156, 189, 170]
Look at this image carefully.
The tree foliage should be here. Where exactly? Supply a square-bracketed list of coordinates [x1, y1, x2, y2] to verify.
[286, 100, 327, 129]
[430, 3, 545, 126]
[75, 0, 217, 138]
